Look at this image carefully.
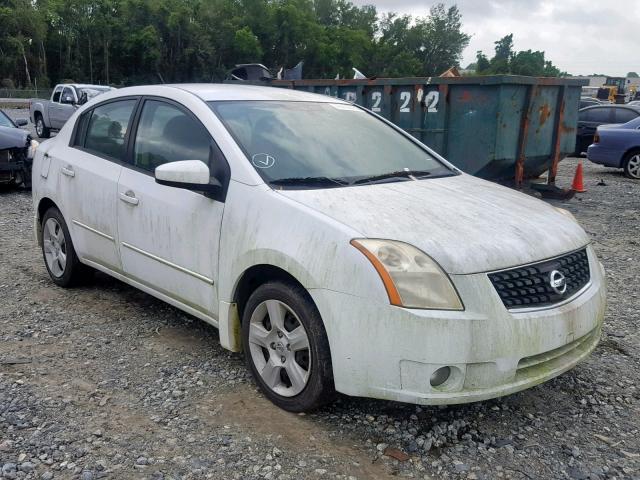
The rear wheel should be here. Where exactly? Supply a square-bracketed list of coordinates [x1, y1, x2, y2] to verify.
[35, 115, 50, 139]
[623, 151, 640, 179]
[41, 207, 91, 287]
[242, 281, 335, 412]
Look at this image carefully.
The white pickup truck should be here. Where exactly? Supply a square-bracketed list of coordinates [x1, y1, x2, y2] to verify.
[29, 84, 114, 138]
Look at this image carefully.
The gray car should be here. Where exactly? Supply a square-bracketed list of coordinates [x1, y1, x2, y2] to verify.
[29, 84, 114, 138]
[0, 110, 36, 187]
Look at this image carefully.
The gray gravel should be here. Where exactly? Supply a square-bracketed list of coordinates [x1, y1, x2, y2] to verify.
[1, 107, 639, 479]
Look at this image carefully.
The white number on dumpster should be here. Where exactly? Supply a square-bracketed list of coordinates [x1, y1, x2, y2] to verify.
[371, 92, 382, 112]
[400, 91, 411, 112]
[425, 91, 439, 113]
[343, 91, 357, 103]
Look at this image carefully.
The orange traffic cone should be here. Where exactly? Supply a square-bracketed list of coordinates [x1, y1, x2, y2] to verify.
[571, 161, 586, 193]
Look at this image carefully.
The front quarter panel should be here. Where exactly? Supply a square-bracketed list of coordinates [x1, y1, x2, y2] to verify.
[217, 181, 392, 349]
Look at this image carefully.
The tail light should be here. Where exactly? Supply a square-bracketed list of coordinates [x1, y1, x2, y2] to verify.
[593, 133, 600, 144]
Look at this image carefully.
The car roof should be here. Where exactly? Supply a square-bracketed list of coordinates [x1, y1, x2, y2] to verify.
[166, 84, 346, 103]
[57, 84, 112, 89]
[579, 104, 640, 112]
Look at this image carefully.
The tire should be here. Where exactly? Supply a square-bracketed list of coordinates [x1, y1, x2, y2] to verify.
[575, 136, 589, 157]
[241, 281, 335, 412]
[623, 150, 640, 179]
[41, 207, 91, 287]
[35, 114, 50, 139]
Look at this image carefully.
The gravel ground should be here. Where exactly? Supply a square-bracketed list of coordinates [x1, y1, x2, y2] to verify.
[1, 108, 639, 480]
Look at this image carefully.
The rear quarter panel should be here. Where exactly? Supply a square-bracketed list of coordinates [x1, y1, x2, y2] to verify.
[599, 128, 640, 167]
[31, 139, 64, 240]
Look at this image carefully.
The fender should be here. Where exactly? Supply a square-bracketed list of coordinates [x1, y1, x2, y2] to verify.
[218, 249, 317, 352]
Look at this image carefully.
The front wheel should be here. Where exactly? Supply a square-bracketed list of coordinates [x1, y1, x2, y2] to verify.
[242, 281, 335, 412]
[623, 151, 640, 179]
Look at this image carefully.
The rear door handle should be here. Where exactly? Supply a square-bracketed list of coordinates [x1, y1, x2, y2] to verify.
[119, 190, 139, 206]
[61, 165, 75, 177]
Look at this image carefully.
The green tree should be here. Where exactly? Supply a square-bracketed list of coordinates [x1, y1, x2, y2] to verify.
[627, 72, 639, 78]
[413, 4, 470, 75]
[0, 0, 474, 86]
[489, 33, 513, 73]
[475, 50, 490, 73]
[474, 33, 564, 77]
[233, 26, 263, 63]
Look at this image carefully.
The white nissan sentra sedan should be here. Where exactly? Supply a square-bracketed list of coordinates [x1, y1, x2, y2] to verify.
[32, 84, 606, 412]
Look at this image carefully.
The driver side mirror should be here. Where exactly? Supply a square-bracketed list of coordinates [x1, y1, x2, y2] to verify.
[14, 118, 28, 127]
[155, 160, 223, 199]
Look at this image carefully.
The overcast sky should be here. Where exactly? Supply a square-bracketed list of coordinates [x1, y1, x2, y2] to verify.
[351, 0, 639, 76]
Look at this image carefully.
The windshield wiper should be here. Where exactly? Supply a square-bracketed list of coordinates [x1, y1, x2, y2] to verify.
[269, 176, 350, 188]
[352, 169, 433, 185]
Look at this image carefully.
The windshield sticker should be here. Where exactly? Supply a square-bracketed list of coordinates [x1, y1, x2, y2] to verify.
[330, 104, 362, 112]
[252, 153, 276, 169]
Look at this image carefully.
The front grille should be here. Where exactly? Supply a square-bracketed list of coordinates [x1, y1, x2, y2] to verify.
[488, 248, 590, 309]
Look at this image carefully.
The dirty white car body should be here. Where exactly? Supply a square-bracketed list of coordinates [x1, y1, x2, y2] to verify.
[32, 84, 606, 411]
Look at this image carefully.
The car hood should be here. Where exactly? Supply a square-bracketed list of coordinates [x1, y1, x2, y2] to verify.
[277, 174, 590, 274]
[0, 125, 29, 150]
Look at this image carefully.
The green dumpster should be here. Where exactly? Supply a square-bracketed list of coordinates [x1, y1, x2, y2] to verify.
[243, 75, 588, 183]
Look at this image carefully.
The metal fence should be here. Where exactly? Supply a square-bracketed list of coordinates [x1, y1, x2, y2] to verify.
[0, 88, 53, 99]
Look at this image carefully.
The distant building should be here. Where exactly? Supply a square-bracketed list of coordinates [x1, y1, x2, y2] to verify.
[571, 76, 607, 87]
[570, 76, 640, 99]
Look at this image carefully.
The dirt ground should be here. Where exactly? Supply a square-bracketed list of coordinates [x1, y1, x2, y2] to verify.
[1, 109, 639, 480]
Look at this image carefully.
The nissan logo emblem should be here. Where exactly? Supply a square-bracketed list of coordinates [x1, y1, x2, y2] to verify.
[549, 270, 567, 295]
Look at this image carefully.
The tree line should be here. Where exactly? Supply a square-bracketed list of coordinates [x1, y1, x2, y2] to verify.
[0, 0, 566, 90]
[472, 34, 565, 77]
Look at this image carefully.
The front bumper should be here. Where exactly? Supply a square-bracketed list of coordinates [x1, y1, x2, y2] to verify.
[0, 160, 27, 172]
[310, 245, 606, 405]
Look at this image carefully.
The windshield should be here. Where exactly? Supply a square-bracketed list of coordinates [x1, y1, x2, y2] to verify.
[210, 101, 453, 187]
[0, 111, 14, 128]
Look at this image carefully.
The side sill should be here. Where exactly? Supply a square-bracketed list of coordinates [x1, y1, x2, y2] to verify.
[81, 258, 219, 328]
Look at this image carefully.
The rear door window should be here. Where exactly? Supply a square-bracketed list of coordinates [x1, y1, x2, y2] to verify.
[614, 109, 639, 124]
[583, 108, 612, 123]
[84, 100, 137, 161]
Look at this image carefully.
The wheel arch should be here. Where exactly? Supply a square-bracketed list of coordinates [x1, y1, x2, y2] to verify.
[219, 260, 320, 352]
[35, 197, 60, 247]
[622, 146, 640, 165]
[233, 264, 309, 319]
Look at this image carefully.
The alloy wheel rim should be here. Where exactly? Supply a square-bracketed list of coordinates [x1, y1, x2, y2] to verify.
[36, 119, 43, 136]
[248, 299, 311, 397]
[43, 218, 67, 277]
[628, 155, 640, 179]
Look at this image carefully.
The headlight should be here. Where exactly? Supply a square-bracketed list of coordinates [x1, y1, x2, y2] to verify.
[28, 139, 39, 160]
[351, 239, 463, 310]
[554, 207, 579, 224]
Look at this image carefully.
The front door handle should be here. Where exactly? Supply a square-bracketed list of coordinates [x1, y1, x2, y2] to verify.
[119, 190, 139, 206]
[61, 165, 75, 177]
